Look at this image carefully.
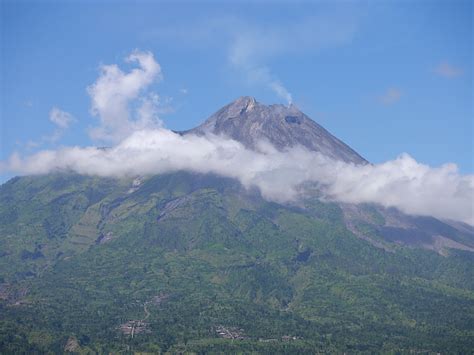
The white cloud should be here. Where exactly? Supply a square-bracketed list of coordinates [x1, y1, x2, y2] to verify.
[434, 62, 464, 78]
[3, 128, 473, 225]
[379, 87, 402, 105]
[87, 50, 164, 142]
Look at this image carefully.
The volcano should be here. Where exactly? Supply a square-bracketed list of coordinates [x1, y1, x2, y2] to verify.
[183, 96, 367, 164]
[0, 97, 473, 353]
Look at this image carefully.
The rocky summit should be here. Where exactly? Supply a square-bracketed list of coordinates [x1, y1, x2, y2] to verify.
[184, 96, 367, 164]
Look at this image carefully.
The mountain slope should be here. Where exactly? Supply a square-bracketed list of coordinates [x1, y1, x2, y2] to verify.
[1, 173, 473, 353]
[183, 96, 367, 164]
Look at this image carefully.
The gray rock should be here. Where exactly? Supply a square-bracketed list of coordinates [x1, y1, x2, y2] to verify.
[182, 96, 367, 164]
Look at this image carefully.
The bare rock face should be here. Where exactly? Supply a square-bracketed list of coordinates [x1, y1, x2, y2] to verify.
[184, 96, 367, 164]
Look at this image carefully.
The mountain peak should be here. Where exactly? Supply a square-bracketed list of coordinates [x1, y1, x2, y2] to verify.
[185, 97, 367, 164]
[226, 96, 258, 116]
[234, 95, 257, 105]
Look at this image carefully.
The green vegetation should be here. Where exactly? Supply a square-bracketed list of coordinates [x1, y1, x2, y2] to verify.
[0, 172, 473, 353]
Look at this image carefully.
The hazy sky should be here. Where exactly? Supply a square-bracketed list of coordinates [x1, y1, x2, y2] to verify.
[1, 0, 472, 176]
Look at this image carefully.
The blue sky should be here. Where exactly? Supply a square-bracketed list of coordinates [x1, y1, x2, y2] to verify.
[1, 0, 472, 181]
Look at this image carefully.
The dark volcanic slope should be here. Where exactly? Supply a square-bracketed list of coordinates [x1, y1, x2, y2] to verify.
[184, 96, 367, 164]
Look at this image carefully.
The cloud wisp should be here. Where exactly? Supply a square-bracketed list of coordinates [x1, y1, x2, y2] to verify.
[228, 28, 293, 105]
[3, 128, 473, 225]
[47, 107, 76, 142]
[49, 107, 75, 130]
[378, 87, 402, 105]
[434, 62, 464, 78]
[150, 13, 358, 105]
[226, 15, 357, 105]
[25, 107, 76, 149]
